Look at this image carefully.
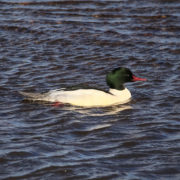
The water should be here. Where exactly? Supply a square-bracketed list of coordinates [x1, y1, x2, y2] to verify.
[0, 0, 180, 179]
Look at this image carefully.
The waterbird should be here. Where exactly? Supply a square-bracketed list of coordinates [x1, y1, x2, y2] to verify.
[20, 67, 147, 107]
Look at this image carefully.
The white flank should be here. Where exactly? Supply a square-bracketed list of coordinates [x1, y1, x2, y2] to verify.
[27, 88, 131, 107]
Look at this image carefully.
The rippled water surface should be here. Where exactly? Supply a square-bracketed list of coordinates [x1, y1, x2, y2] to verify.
[0, 0, 180, 179]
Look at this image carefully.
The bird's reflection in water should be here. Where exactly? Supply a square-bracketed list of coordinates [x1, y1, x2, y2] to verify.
[65, 104, 132, 117]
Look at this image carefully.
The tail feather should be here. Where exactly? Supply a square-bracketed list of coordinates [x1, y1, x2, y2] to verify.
[19, 91, 48, 101]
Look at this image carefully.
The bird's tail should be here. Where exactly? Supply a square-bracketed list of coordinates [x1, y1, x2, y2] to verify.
[19, 91, 48, 101]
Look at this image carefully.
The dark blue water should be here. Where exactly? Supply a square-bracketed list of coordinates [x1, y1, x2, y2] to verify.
[0, 0, 180, 179]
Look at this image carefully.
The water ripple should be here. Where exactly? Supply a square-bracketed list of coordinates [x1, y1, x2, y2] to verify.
[0, 0, 180, 179]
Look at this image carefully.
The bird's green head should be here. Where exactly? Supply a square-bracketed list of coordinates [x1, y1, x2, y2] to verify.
[106, 67, 146, 90]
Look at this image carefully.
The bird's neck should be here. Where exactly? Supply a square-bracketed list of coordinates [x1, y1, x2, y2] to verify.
[114, 84, 125, 90]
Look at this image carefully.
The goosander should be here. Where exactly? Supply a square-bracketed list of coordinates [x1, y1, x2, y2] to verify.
[20, 67, 147, 107]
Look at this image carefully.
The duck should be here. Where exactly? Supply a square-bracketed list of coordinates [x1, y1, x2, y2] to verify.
[20, 67, 147, 107]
